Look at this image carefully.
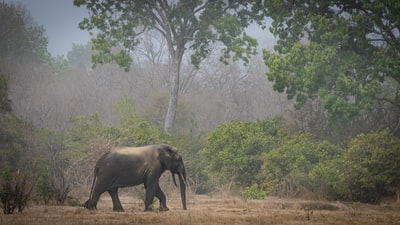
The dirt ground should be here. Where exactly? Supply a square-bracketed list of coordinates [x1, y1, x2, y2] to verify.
[1, 194, 400, 225]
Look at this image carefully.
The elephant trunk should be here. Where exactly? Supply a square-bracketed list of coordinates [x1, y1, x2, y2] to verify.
[178, 169, 187, 210]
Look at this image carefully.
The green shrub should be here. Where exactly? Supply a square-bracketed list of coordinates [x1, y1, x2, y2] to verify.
[202, 118, 286, 187]
[242, 184, 268, 200]
[344, 129, 400, 203]
[308, 158, 346, 200]
[261, 133, 343, 197]
[0, 167, 33, 214]
[37, 171, 52, 204]
[115, 98, 163, 146]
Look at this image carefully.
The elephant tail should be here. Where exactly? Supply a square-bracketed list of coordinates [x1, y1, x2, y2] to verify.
[88, 167, 99, 202]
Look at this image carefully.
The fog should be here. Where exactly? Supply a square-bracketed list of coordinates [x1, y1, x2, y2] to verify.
[8, 0, 90, 56]
[3, 0, 289, 133]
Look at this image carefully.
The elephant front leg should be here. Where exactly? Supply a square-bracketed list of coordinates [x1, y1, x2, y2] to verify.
[155, 186, 169, 211]
[108, 188, 124, 212]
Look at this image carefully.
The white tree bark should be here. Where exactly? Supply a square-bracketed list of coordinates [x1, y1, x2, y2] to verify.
[164, 54, 182, 133]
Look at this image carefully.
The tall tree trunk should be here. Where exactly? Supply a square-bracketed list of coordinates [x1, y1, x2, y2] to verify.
[164, 55, 181, 133]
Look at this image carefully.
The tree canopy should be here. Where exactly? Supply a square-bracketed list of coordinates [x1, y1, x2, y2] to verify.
[74, 0, 265, 69]
[0, 74, 11, 112]
[263, 0, 400, 124]
[0, 2, 48, 64]
[73, 0, 267, 132]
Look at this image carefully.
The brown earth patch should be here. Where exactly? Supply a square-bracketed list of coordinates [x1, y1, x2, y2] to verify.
[1, 195, 399, 225]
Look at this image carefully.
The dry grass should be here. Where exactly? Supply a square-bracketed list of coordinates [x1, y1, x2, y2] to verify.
[1, 194, 399, 225]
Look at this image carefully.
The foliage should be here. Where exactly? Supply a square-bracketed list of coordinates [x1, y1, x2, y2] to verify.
[308, 157, 347, 200]
[37, 170, 52, 204]
[261, 133, 344, 198]
[168, 131, 208, 194]
[0, 2, 49, 63]
[115, 98, 163, 146]
[344, 129, 400, 203]
[57, 114, 120, 192]
[48, 55, 69, 75]
[24, 114, 116, 205]
[0, 112, 48, 173]
[242, 184, 268, 200]
[202, 118, 286, 187]
[65, 114, 113, 151]
[0, 72, 50, 206]
[0, 74, 11, 112]
[74, 0, 267, 132]
[67, 42, 92, 69]
[263, 0, 400, 125]
[288, 98, 400, 146]
[74, 0, 266, 70]
[0, 167, 33, 214]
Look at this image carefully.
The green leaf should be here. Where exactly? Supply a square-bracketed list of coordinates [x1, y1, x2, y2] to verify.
[263, 0, 400, 124]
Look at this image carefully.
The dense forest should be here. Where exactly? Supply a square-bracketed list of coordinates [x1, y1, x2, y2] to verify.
[1, 1, 399, 214]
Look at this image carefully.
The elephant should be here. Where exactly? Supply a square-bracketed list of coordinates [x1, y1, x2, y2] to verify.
[84, 144, 187, 212]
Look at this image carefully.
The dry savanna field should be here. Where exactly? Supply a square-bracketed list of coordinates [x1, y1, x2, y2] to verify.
[1, 194, 400, 225]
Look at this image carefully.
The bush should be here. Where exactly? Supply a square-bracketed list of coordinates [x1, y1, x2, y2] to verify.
[202, 118, 286, 187]
[115, 98, 163, 146]
[344, 129, 400, 203]
[37, 171, 52, 204]
[0, 167, 34, 214]
[308, 158, 346, 200]
[261, 133, 343, 198]
[242, 184, 268, 200]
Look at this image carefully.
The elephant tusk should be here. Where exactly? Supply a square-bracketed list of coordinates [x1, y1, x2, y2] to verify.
[178, 173, 187, 185]
[171, 172, 178, 187]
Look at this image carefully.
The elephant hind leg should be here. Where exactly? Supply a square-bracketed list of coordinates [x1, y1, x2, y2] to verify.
[144, 183, 158, 212]
[84, 195, 100, 210]
[84, 199, 96, 210]
[108, 188, 124, 212]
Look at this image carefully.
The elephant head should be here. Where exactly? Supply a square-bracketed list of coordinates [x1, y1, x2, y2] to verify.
[158, 144, 187, 210]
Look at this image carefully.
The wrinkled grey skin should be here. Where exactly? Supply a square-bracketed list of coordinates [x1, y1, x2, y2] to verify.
[84, 144, 187, 212]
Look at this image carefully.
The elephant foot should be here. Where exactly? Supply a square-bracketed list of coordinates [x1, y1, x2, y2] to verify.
[159, 206, 169, 212]
[84, 200, 97, 210]
[113, 207, 125, 212]
[144, 204, 160, 212]
[158, 206, 169, 212]
[144, 207, 153, 212]
[144, 207, 169, 212]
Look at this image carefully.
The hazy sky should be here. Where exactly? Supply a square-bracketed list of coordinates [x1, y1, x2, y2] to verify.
[8, 0, 275, 56]
[9, 0, 91, 56]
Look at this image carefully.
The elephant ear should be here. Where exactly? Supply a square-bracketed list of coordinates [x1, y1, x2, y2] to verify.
[158, 144, 179, 170]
